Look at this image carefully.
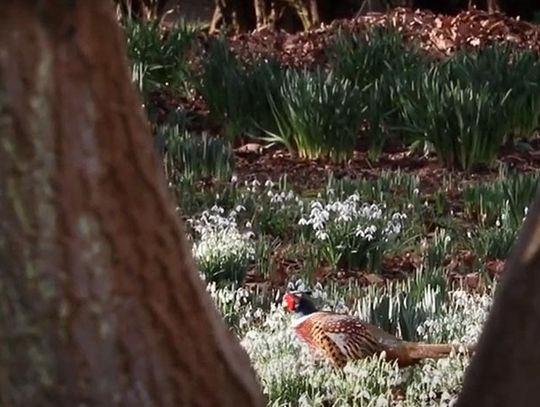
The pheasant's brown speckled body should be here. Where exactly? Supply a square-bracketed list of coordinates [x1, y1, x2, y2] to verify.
[284, 292, 475, 368]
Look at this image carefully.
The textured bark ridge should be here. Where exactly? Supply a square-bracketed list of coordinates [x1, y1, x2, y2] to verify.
[456, 189, 540, 406]
[0, 1, 264, 406]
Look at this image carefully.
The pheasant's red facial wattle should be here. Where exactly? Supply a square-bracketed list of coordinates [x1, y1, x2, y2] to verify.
[282, 293, 298, 312]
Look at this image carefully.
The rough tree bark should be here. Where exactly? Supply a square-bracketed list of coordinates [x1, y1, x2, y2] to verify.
[0, 1, 264, 406]
[456, 189, 540, 405]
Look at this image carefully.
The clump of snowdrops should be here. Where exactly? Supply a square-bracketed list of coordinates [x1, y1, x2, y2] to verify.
[189, 205, 255, 283]
[252, 179, 305, 238]
[298, 193, 408, 271]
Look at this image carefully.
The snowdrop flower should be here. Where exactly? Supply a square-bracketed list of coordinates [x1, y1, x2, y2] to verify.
[190, 206, 255, 282]
[297, 194, 408, 264]
[235, 204, 246, 213]
[316, 230, 329, 241]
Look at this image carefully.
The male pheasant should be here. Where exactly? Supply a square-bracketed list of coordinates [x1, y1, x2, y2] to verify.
[283, 291, 475, 368]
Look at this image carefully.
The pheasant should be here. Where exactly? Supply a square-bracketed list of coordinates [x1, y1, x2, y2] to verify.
[283, 291, 475, 368]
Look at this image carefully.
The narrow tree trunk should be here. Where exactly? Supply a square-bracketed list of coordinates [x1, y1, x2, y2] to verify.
[115, 0, 171, 20]
[254, 0, 267, 27]
[253, 0, 283, 30]
[210, 3, 223, 32]
[212, 0, 255, 33]
[0, 1, 264, 406]
[284, 0, 311, 30]
[309, 0, 320, 27]
[486, 0, 501, 13]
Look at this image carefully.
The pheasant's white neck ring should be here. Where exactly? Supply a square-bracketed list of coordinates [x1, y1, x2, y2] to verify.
[291, 313, 317, 328]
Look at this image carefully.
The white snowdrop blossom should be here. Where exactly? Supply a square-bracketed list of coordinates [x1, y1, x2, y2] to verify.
[189, 206, 254, 282]
[297, 194, 408, 268]
[298, 196, 403, 237]
[417, 289, 492, 344]
[244, 179, 261, 193]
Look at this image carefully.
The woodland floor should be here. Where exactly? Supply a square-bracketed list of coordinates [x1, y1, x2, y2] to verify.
[154, 7, 540, 291]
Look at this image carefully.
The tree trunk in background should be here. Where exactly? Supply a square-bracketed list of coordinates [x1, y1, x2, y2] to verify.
[176, 0, 539, 31]
[0, 1, 264, 406]
[211, 0, 255, 33]
[253, 0, 282, 30]
[283, 0, 319, 30]
[486, 0, 501, 13]
[115, 0, 172, 20]
[456, 188, 540, 406]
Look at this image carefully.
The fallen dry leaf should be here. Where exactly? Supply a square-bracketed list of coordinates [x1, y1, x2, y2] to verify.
[363, 273, 385, 285]
[485, 258, 506, 278]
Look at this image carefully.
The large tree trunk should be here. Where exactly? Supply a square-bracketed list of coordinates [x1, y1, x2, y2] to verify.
[456, 187, 540, 405]
[0, 1, 264, 406]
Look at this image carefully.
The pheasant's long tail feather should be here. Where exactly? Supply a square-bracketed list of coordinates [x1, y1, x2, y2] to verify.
[388, 342, 476, 367]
